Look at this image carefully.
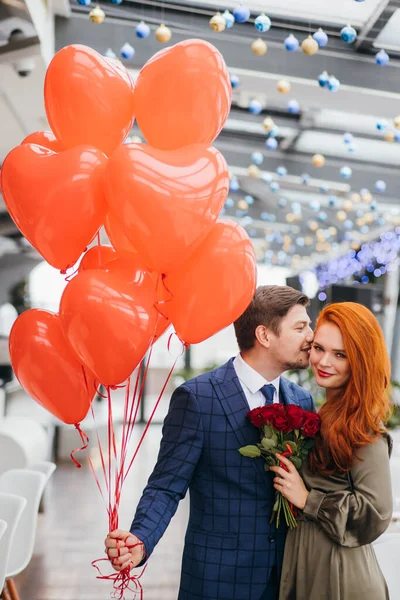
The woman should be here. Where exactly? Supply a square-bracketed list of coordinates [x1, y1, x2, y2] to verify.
[273, 302, 393, 600]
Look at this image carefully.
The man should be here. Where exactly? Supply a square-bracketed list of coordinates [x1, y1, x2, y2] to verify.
[105, 285, 315, 599]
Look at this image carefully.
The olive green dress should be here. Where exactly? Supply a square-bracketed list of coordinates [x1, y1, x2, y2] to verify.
[279, 434, 393, 600]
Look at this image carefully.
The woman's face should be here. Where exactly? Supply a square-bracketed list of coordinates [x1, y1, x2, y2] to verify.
[310, 322, 351, 391]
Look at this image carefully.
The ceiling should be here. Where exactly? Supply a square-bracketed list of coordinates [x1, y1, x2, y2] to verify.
[1, 0, 400, 274]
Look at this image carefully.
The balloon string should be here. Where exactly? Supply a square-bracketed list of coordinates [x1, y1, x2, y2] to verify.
[92, 555, 147, 600]
[154, 274, 173, 321]
[70, 423, 89, 468]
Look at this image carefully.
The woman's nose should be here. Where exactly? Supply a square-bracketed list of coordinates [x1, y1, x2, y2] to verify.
[319, 353, 331, 367]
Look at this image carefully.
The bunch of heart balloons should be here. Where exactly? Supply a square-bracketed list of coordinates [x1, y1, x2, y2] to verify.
[3, 39, 257, 427]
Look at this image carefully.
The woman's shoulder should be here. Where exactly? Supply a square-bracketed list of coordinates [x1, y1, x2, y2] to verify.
[354, 431, 392, 462]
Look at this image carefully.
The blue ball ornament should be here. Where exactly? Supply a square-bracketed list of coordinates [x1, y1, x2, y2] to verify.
[320, 184, 329, 193]
[262, 173, 273, 183]
[249, 99, 263, 115]
[269, 126, 279, 138]
[284, 34, 299, 52]
[136, 21, 151, 38]
[109, 0, 123, 3]
[340, 166, 352, 179]
[318, 71, 329, 88]
[344, 219, 354, 230]
[266, 137, 278, 151]
[328, 196, 337, 207]
[223, 10, 235, 28]
[251, 151, 264, 165]
[318, 212, 328, 222]
[376, 49, 389, 66]
[309, 200, 320, 212]
[276, 166, 287, 176]
[376, 119, 388, 131]
[278, 198, 288, 207]
[233, 4, 251, 23]
[348, 144, 356, 153]
[270, 181, 280, 192]
[313, 28, 328, 48]
[287, 99, 300, 115]
[340, 25, 357, 44]
[104, 48, 117, 58]
[343, 132, 353, 144]
[120, 43, 135, 60]
[230, 74, 240, 88]
[255, 14, 271, 32]
[395, 131, 400, 143]
[328, 76, 340, 92]
[230, 178, 240, 192]
[291, 202, 302, 214]
[77, 0, 91, 4]
[301, 173, 310, 184]
[244, 195, 255, 205]
[225, 197, 234, 208]
[375, 180, 386, 193]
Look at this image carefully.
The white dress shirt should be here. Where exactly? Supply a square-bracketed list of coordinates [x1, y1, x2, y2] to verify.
[233, 353, 281, 410]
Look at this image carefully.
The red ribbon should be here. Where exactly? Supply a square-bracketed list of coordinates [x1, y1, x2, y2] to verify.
[70, 423, 89, 468]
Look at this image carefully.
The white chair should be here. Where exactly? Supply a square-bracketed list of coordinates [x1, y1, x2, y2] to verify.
[0, 519, 7, 542]
[0, 469, 46, 600]
[0, 493, 26, 599]
[0, 417, 48, 475]
[373, 535, 400, 599]
[28, 461, 56, 485]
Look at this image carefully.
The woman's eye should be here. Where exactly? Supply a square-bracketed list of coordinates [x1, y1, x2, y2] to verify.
[337, 353, 346, 359]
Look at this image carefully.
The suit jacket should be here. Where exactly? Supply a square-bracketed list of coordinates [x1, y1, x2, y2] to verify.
[130, 358, 315, 600]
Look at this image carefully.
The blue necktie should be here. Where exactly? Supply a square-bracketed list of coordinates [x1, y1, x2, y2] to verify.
[260, 384, 275, 405]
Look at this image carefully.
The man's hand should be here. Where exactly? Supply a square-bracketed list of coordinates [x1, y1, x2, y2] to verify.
[104, 529, 145, 572]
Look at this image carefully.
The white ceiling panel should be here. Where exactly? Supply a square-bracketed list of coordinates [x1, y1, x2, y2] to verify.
[374, 9, 400, 50]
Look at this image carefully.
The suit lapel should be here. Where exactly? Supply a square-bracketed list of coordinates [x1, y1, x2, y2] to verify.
[279, 377, 300, 406]
[211, 359, 265, 478]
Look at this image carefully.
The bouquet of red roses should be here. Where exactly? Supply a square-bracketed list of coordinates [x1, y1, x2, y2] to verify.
[239, 404, 321, 529]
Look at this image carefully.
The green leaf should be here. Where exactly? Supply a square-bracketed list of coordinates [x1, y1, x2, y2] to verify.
[303, 438, 316, 450]
[263, 424, 274, 439]
[261, 437, 276, 450]
[238, 445, 261, 458]
[289, 456, 302, 470]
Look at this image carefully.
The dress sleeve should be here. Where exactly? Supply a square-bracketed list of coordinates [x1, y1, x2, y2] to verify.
[302, 435, 393, 547]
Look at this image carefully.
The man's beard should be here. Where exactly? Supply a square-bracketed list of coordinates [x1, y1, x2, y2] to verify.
[283, 356, 309, 371]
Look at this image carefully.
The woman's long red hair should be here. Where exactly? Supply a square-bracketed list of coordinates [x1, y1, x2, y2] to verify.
[309, 301, 392, 475]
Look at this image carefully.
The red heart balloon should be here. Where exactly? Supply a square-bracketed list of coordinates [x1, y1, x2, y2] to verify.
[1, 144, 108, 271]
[22, 130, 65, 152]
[9, 310, 95, 425]
[163, 221, 257, 344]
[79, 245, 117, 271]
[60, 267, 158, 386]
[44, 44, 135, 156]
[134, 39, 231, 150]
[105, 143, 229, 274]
[104, 212, 137, 254]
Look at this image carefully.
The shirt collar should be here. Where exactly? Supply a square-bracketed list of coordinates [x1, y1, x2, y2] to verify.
[233, 353, 281, 396]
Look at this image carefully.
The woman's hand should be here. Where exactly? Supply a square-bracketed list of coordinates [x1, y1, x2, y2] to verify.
[270, 453, 310, 510]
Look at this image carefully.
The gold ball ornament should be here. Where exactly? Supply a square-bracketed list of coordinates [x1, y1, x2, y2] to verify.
[351, 241, 360, 251]
[277, 80, 291, 94]
[237, 199, 249, 210]
[89, 5, 105, 24]
[301, 36, 319, 56]
[328, 226, 337, 236]
[155, 24, 172, 43]
[248, 164, 260, 177]
[361, 190, 373, 203]
[350, 192, 361, 203]
[252, 38, 267, 56]
[394, 116, 400, 129]
[312, 153, 325, 167]
[385, 130, 395, 142]
[342, 200, 353, 212]
[304, 236, 314, 246]
[263, 117, 275, 132]
[286, 213, 296, 223]
[336, 210, 347, 222]
[309, 220, 318, 231]
[364, 212, 374, 224]
[209, 12, 226, 32]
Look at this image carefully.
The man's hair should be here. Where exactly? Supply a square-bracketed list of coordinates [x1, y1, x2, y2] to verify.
[234, 285, 310, 351]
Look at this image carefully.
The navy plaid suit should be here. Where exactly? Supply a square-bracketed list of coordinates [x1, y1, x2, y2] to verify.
[130, 358, 314, 600]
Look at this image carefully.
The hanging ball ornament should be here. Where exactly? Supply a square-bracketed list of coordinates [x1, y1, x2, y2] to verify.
[263, 117, 275, 132]
[110, 0, 123, 3]
[89, 5, 105, 23]
[77, 0, 91, 5]
[375, 180, 387, 193]
[155, 24, 172, 42]
[340, 25, 357, 44]
[266, 137, 278, 151]
[230, 74, 240, 88]
[284, 34, 299, 52]
[301, 36, 319, 56]
[393, 115, 400, 129]
[340, 166, 352, 179]
[249, 99, 263, 115]
[104, 48, 117, 58]
[312, 153, 325, 167]
[328, 76, 340, 92]
[376, 119, 388, 131]
[255, 13, 271, 32]
[337, 210, 347, 222]
[251, 152, 264, 165]
[313, 28, 328, 48]
[318, 71, 329, 88]
[277, 166, 287, 176]
[350, 192, 361, 203]
[251, 38, 267, 55]
[233, 4, 251, 23]
[385, 130, 395, 142]
[136, 21, 151, 38]
[376, 49, 389, 66]
[223, 10, 235, 28]
[287, 99, 300, 114]
[343, 132, 353, 144]
[277, 79, 291, 93]
[120, 42, 135, 60]
[342, 200, 353, 212]
[209, 12, 226, 32]
[248, 164, 260, 177]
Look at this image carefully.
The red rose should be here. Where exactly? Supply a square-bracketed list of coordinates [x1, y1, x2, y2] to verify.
[270, 405, 291, 433]
[247, 404, 282, 428]
[286, 405, 306, 430]
[302, 412, 321, 437]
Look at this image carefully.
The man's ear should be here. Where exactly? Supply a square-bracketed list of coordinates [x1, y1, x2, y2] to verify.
[255, 325, 272, 349]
